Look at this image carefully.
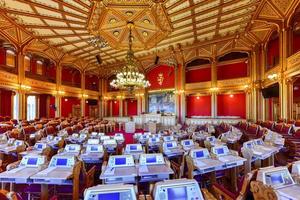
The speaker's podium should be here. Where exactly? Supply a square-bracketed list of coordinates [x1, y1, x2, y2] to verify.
[125, 121, 135, 133]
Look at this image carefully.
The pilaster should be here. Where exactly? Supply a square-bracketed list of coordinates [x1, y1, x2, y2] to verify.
[211, 59, 217, 118]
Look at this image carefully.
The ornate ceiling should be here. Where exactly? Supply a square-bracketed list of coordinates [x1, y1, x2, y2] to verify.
[0, 0, 299, 77]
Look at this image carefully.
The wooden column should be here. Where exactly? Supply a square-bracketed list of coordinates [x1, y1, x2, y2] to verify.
[279, 28, 289, 119]
[55, 64, 62, 118]
[81, 71, 86, 117]
[211, 59, 218, 118]
[119, 98, 123, 117]
[17, 51, 26, 120]
[259, 45, 266, 121]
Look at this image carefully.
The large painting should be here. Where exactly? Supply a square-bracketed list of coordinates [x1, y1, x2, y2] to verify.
[148, 92, 175, 114]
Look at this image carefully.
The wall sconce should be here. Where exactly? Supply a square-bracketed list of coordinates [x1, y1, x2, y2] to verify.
[20, 84, 31, 91]
[116, 95, 124, 99]
[174, 90, 185, 94]
[209, 87, 219, 92]
[267, 73, 278, 80]
[82, 94, 88, 98]
[57, 90, 65, 95]
[229, 94, 234, 98]
[103, 96, 110, 100]
[196, 96, 200, 100]
[135, 93, 144, 97]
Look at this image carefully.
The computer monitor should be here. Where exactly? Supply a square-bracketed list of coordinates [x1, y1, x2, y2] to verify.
[153, 179, 204, 200]
[212, 146, 229, 157]
[56, 158, 68, 166]
[130, 145, 137, 151]
[84, 184, 136, 200]
[146, 155, 157, 164]
[36, 143, 44, 150]
[27, 157, 38, 165]
[166, 143, 173, 148]
[115, 158, 126, 166]
[90, 145, 99, 152]
[195, 151, 204, 158]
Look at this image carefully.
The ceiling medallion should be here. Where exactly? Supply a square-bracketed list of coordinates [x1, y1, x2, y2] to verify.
[88, 0, 172, 50]
[110, 22, 150, 92]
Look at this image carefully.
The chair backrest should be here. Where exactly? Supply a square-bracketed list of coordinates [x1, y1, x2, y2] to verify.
[237, 170, 257, 200]
[250, 181, 278, 200]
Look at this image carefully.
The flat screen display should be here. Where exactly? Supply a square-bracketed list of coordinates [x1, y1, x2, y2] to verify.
[184, 141, 191, 146]
[195, 151, 204, 158]
[209, 137, 214, 141]
[68, 146, 76, 151]
[152, 138, 157, 142]
[146, 156, 157, 164]
[37, 144, 43, 149]
[130, 145, 137, 151]
[256, 140, 263, 145]
[97, 192, 120, 200]
[270, 173, 284, 185]
[148, 92, 175, 113]
[91, 146, 98, 152]
[115, 158, 126, 165]
[216, 148, 224, 154]
[56, 158, 68, 166]
[167, 186, 187, 200]
[27, 158, 38, 165]
[247, 143, 252, 148]
[166, 143, 173, 148]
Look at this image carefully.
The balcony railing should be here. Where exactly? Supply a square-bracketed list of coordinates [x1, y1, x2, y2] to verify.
[62, 81, 81, 88]
[25, 72, 56, 83]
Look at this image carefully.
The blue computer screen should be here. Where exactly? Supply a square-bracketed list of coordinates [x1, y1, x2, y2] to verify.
[146, 156, 157, 163]
[27, 158, 38, 165]
[69, 146, 76, 151]
[152, 138, 156, 142]
[91, 146, 98, 152]
[247, 143, 252, 148]
[195, 151, 204, 158]
[270, 173, 284, 185]
[184, 141, 190, 146]
[209, 137, 214, 141]
[130, 145, 137, 151]
[115, 158, 126, 165]
[97, 192, 120, 200]
[56, 158, 68, 166]
[257, 140, 263, 145]
[37, 144, 43, 149]
[216, 148, 224, 154]
[167, 143, 173, 148]
[167, 187, 187, 200]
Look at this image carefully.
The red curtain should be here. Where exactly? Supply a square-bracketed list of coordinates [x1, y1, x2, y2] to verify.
[293, 32, 300, 54]
[127, 99, 137, 116]
[0, 89, 12, 117]
[186, 95, 211, 117]
[266, 37, 279, 69]
[112, 100, 119, 116]
[217, 93, 246, 118]
[0, 48, 6, 66]
[186, 67, 211, 83]
[39, 94, 48, 118]
[49, 96, 55, 118]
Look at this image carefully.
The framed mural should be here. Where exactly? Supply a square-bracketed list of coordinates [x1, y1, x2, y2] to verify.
[148, 92, 175, 114]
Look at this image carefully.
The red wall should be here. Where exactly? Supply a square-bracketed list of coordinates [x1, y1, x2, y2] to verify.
[217, 62, 248, 80]
[186, 95, 211, 117]
[39, 94, 48, 118]
[49, 96, 55, 118]
[293, 32, 300, 54]
[0, 48, 6, 66]
[186, 67, 211, 83]
[85, 101, 89, 117]
[0, 89, 12, 117]
[217, 93, 246, 118]
[112, 100, 119, 116]
[85, 74, 99, 91]
[267, 37, 279, 69]
[127, 99, 137, 116]
[61, 67, 81, 87]
[146, 65, 175, 90]
[61, 97, 81, 117]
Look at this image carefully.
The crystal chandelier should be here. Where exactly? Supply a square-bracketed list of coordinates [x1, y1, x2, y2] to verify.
[110, 22, 150, 92]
